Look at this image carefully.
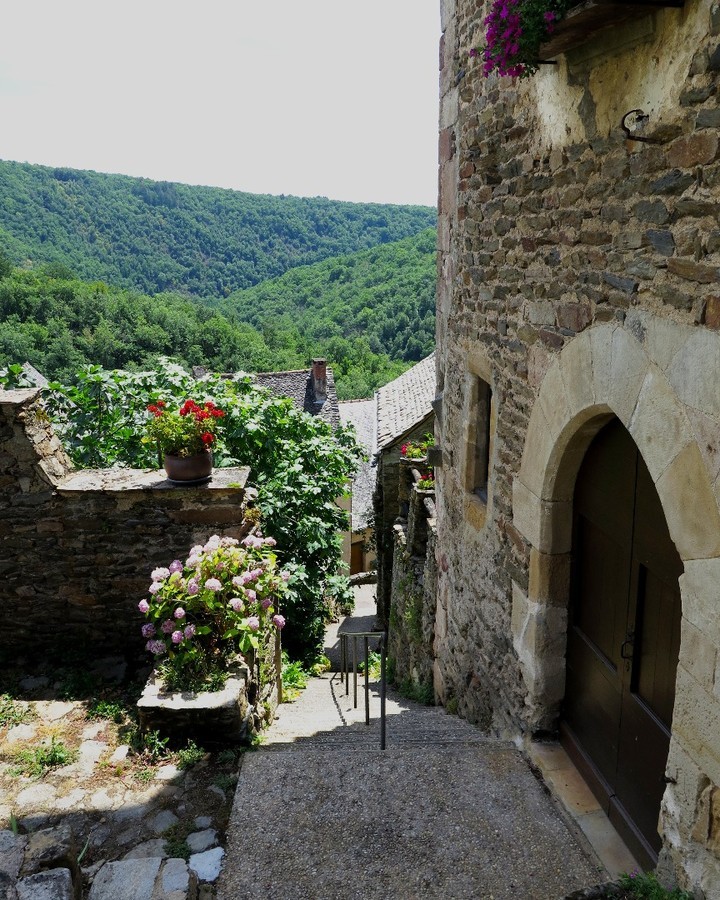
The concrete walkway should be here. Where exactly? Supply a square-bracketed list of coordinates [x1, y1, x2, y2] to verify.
[217, 586, 606, 900]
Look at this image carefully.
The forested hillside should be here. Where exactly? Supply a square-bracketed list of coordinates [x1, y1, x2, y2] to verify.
[220, 228, 436, 389]
[0, 160, 436, 298]
[0, 257, 410, 396]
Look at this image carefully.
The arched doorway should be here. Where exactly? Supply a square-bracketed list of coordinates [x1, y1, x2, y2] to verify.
[561, 418, 683, 867]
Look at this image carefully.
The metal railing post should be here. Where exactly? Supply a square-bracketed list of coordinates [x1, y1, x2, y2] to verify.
[380, 633, 387, 751]
[352, 635, 358, 709]
[364, 635, 370, 725]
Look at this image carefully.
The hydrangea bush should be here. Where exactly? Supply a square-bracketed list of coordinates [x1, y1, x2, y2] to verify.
[472, 0, 571, 78]
[139, 533, 287, 692]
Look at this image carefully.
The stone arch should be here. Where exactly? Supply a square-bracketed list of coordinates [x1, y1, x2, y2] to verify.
[511, 322, 720, 732]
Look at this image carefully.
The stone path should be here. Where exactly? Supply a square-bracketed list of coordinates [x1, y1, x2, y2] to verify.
[217, 587, 606, 900]
[0, 661, 234, 899]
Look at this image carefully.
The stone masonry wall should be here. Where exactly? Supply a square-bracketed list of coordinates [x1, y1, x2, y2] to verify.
[0, 388, 251, 658]
[388, 460, 437, 696]
[436, 0, 720, 890]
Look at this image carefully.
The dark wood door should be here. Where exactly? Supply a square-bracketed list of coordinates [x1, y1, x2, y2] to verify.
[561, 419, 683, 867]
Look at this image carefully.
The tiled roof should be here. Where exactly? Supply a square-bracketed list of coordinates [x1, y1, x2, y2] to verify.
[376, 353, 436, 451]
[338, 398, 376, 532]
[252, 368, 341, 429]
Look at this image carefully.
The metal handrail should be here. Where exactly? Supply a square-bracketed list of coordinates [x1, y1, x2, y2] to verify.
[338, 630, 387, 750]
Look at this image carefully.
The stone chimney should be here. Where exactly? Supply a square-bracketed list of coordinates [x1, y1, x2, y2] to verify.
[312, 358, 327, 402]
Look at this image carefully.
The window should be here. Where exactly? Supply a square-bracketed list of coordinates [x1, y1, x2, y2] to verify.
[467, 376, 494, 503]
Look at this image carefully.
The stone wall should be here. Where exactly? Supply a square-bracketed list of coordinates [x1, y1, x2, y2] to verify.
[0, 388, 252, 658]
[436, 0, 720, 891]
[373, 416, 434, 624]
[388, 460, 437, 696]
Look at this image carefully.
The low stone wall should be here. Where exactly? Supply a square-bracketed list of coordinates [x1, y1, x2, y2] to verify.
[0, 388, 252, 658]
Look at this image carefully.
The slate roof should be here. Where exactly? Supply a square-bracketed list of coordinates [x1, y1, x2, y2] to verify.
[338, 398, 376, 532]
[252, 368, 341, 429]
[376, 353, 436, 451]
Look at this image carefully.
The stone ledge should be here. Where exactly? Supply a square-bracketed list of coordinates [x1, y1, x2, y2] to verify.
[57, 466, 250, 495]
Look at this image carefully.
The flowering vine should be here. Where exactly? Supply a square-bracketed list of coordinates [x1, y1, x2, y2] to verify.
[471, 0, 571, 78]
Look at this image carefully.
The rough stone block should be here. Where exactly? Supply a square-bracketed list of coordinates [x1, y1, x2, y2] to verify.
[89, 858, 162, 900]
[512, 479, 572, 555]
[0, 831, 26, 881]
[668, 133, 720, 168]
[657, 443, 720, 561]
[628, 367, 690, 484]
[17, 869, 74, 900]
[680, 618, 718, 692]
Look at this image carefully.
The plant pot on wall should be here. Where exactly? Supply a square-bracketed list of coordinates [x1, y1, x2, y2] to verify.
[164, 450, 213, 483]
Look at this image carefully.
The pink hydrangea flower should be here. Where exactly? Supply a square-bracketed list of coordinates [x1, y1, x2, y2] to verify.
[141, 623, 155, 638]
[231, 575, 244, 588]
[151, 567, 170, 582]
[184, 624, 196, 639]
[171, 630, 183, 644]
[205, 578, 222, 592]
[280, 571, 290, 582]
[138, 599, 150, 613]
[187, 579, 199, 595]
[169, 559, 183, 574]
[174, 607, 185, 619]
[204, 535, 221, 552]
[263, 537, 277, 547]
[148, 582, 162, 595]
[220, 536, 239, 547]
[161, 619, 175, 634]
[247, 616, 260, 632]
[272, 614, 286, 630]
[146, 640, 166, 655]
[229, 597, 244, 612]
[261, 597, 272, 609]
[245, 589, 257, 603]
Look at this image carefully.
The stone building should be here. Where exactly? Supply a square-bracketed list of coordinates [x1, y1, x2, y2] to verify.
[338, 398, 377, 574]
[373, 353, 436, 624]
[434, 0, 720, 891]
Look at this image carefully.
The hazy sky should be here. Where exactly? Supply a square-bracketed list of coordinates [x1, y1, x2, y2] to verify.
[0, 2, 440, 207]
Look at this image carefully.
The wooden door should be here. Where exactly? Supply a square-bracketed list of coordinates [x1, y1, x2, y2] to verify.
[561, 419, 683, 867]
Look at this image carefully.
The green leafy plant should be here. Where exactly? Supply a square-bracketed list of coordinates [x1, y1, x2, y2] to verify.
[177, 740, 205, 770]
[11, 737, 77, 777]
[144, 398, 225, 458]
[471, 0, 572, 78]
[617, 871, 693, 899]
[281, 652, 309, 702]
[357, 651, 382, 681]
[416, 476, 435, 491]
[399, 677, 435, 706]
[140, 533, 287, 692]
[213, 773, 238, 794]
[163, 823, 192, 861]
[141, 729, 170, 762]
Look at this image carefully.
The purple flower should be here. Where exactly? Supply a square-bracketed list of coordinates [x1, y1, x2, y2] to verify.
[146, 640, 166, 655]
[280, 571, 290, 582]
[232, 575, 245, 588]
[169, 559, 183, 574]
[263, 537, 277, 547]
[184, 624, 196, 639]
[205, 578, 222, 592]
[148, 582, 162, 595]
[174, 607, 185, 619]
[469, 47, 478, 57]
[220, 536, 239, 547]
[151, 567, 170, 582]
[272, 614, 286, 630]
[161, 619, 175, 634]
[245, 589, 257, 603]
[204, 535, 221, 552]
[247, 616, 260, 632]
[261, 597, 272, 609]
[229, 597, 244, 612]
[141, 623, 156, 638]
[171, 630, 183, 644]
[138, 599, 150, 613]
[187, 579, 199, 595]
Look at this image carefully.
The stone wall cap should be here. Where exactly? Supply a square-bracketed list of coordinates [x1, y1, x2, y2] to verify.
[0, 387, 42, 405]
[57, 465, 251, 494]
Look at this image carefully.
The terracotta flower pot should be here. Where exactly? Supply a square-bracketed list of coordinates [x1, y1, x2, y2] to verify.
[164, 450, 213, 483]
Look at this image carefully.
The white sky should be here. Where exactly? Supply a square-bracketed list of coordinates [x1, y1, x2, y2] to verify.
[0, 1, 440, 207]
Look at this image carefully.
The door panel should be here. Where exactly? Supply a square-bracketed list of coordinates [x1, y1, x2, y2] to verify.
[562, 418, 683, 867]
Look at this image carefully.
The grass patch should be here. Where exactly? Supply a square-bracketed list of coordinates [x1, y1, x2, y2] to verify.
[10, 737, 77, 777]
[398, 677, 434, 706]
[0, 695, 29, 728]
[615, 872, 693, 899]
[86, 699, 128, 724]
[163, 822, 193, 860]
[213, 773, 238, 795]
